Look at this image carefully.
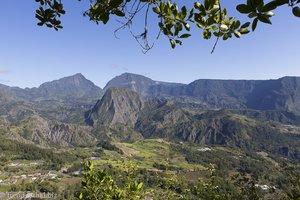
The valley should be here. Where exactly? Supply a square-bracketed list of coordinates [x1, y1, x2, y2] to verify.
[0, 73, 299, 199]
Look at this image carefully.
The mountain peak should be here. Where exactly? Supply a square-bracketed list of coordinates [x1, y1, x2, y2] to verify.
[70, 73, 86, 80]
[103, 73, 155, 96]
[35, 73, 102, 101]
[85, 88, 144, 126]
[119, 72, 150, 78]
[73, 72, 84, 77]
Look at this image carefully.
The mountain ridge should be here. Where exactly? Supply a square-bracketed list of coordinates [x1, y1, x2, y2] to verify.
[86, 88, 300, 161]
[0, 73, 300, 161]
[2, 73, 300, 115]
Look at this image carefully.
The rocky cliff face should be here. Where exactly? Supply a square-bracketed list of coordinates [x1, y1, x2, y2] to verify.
[85, 88, 144, 127]
[246, 77, 300, 113]
[4, 115, 96, 147]
[151, 76, 300, 115]
[86, 88, 300, 160]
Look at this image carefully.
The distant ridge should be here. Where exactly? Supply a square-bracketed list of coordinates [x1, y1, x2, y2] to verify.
[103, 73, 184, 97]
[1, 72, 300, 114]
[104, 73, 300, 114]
[33, 73, 103, 101]
[0, 73, 103, 103]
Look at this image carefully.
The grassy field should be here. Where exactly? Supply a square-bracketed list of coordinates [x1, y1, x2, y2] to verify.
[94, 139, 206, 172]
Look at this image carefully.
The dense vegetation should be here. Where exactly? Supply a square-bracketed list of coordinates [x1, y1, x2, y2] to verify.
[77, 160, 300, 200]
[0, 137, 79, 169]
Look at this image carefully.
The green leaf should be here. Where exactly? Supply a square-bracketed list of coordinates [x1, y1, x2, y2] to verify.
[239, 28, 250, 34]
[258, 15, 272, 24]
[292, 6, 300, 18]
[233, 20, 241, 29]
[184, 23, 190, 31]
[112, 9, 125, 17]
[175, 40, 183, 45]
[169, 39, 176, 48]
[236, 4, 253, 14]
[102, 13, 110, 24]
[211, 25, 218, 31]
[223, 32, 231, 40]
[137, 182, 143, 190]
[203, 29, 211, 39]
[188, 8, 194, 19]
[210, 4, 220, 14]
[194, 2, 201, 9]
[37, 22, 44, 26]
[180, 33, 191, 38]
[234, 31, 241, 38]
[248, 12, 257, 18]
[213, 31, 223, 37]
[261, 1, 278, 12]
[273, 0, 289, 7]
[251, 0, 263, 7]
[181, 6, 187, 19]
[109, 0, 123, 8]
[153, 7, 161, 14]
[241, 22, 250, 28]
[204, 0, 210, 10]
[252, 17, 258, 31]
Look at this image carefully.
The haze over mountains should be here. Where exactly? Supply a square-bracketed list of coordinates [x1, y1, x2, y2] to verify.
[0, 73, 300, 161]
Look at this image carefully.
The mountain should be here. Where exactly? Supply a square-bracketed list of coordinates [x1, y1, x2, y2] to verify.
[106, 74, 300, 115]
[103, 73, 155, 96]
[86, 88, 300, 160]
[168, 77, 300, 113]
[30, 73, 103, 103]
[0, 84, 32, 102]
[0, 115, 96, 147]
[0, 74, 102, 102]
[0, 73, 102, 104]
[1, 73, 300, 154]
[246, 76, 300, 113]
[103, 73, 184, 97]
[0, 74, 103, 124]
[149, 78, 259, 109]
[2, 73, 300, 115]
[85, 88, 144, 127]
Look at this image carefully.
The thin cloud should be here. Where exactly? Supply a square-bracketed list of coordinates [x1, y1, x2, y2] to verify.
[0, 79, 10, 83]
[0, 68, 11, 73]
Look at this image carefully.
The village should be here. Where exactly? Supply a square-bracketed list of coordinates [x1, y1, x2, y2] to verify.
[0, 161, 72, 186]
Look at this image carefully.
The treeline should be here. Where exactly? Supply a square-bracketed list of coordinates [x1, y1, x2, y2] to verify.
[0, 137, 77, 168]
[76, 161, 300, 200]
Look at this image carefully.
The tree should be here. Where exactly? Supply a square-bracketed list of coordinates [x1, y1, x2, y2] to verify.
[34, 0, 300, 52]
[77, 161, 144, 200]
[78, 161, 281, 200]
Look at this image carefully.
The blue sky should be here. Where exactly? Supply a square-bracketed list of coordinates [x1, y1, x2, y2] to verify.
[0, 1, 299, 88]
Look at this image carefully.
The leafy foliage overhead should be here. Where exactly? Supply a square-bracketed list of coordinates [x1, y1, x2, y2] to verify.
[35, 0, 300, 52]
